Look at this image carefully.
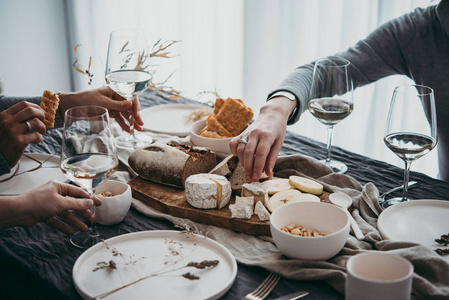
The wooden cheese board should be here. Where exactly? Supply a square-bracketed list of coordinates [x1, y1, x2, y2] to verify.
[128, 176, 332, 236]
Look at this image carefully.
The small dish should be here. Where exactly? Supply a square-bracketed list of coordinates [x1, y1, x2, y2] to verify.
[190, 119, 232, 155]
[94, 180, 132, 225]
[270, 201, 350, 260]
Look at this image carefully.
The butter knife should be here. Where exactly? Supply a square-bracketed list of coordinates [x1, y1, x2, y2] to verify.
[273, 291, 309, 300]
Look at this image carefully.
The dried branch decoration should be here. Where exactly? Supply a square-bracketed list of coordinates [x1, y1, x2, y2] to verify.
[72, 44, 94, 85]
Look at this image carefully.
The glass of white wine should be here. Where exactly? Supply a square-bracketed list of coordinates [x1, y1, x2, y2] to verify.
[105, 29, 153, 149]
[308, 56, 354, 174]
[60, 106, 119, 248]
[381, 85, 437, 209]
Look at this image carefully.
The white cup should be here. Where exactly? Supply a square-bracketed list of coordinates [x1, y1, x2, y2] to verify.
[94, 180, 132, 225]
[346, 252, 413, 300]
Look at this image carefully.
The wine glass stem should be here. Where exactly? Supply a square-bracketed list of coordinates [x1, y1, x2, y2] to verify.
[325, 125, 335, 164]
[87, 190, 99, 238]
[401, 160, 412, 202]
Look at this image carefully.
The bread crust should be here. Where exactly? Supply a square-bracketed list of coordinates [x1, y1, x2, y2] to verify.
[128, 143, 216, 188]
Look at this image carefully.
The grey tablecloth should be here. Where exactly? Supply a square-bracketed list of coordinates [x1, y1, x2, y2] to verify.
[1, 90, 449, 299]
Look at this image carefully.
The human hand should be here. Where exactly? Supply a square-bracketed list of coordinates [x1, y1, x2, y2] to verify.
[0, 101, 46, 168]
[58, 87, 144, 133]
[229, 98, 295, 183]
[17, 181, 102, 235]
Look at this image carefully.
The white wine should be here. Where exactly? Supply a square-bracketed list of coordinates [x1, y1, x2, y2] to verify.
[384, 133, 436, 161]
[61, 153, 118, 190]
[105, 70, 152, 100]
[308, 98, 354, 126]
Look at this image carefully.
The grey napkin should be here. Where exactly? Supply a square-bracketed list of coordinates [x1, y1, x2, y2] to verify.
[127, 154, 449, 299]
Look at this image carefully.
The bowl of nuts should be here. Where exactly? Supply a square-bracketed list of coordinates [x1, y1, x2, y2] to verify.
[270, 201, 350, 260]
[94, 180, 132, 225]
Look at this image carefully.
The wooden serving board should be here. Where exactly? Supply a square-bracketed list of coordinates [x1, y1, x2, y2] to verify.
[129, 176, 331, 236]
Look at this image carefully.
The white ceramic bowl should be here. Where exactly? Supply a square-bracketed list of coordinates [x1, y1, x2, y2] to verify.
[190, 119, 232, 155]
[270, 201, 350, 260]
[94, 180, 132, 225]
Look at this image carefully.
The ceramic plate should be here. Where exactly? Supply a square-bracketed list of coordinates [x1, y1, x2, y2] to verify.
[140, 104, 208, 136]
[72, 230, 237, 300]
[378, 200, 449, 254]
[0, 153, 66, 195]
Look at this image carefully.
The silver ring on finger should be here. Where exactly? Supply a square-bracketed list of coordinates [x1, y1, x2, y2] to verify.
[25, 121, 32, 133]
[238, 138, 248, 145]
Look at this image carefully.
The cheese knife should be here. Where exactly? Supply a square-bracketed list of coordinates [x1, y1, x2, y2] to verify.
[272, 291, 309, 300]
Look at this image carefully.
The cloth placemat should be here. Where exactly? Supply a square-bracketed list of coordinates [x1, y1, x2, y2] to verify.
[122, 153, 449, 299]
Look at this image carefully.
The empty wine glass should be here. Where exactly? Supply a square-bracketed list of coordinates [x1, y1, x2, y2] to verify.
[105, 29, 153, 149]
[60, 106, 118, 248]
[381, 85, 437, 209]
[308, 56, 354, 173]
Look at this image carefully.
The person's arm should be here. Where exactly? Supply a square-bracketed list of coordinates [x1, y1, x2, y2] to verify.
[231, 6, 424, 182]
[0, 181, 102, 235]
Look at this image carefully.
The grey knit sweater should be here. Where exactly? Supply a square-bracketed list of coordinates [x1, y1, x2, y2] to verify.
[269, 0, 449, 181]
[0, 96, 63, 175]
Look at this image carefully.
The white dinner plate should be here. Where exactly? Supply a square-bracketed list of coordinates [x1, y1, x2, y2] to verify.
[72, 230, 237, 300]
[378, 200, 449, 255]
[0, 153, 66, 195]
[140, 104, 208, 136]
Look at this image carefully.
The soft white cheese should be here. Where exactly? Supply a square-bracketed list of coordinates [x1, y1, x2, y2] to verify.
[242, 182, 269, 206]
[235, 196, 255, 207]
[229, 203, 253, 219]
[185, 174, 231, 209]
[255, 201, 270, 221]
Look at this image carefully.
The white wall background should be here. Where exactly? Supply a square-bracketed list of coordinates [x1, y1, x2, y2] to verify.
[0, 0, 439, 179]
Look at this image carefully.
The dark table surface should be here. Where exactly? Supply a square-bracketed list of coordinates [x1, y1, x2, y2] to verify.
[1, 90, 449, 300]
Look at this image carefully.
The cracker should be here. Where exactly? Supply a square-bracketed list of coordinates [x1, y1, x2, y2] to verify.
[40, 90, 59, 128]
[204, 114, 232, 137]
[199, 130, 230, 139]
[215, 98, 253, 136]
[213, 97, 225, 115]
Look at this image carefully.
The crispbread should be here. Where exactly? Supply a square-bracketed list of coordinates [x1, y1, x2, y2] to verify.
[199, 129, 229, 139]
[200, 114, 232, 138]
[40, 90, 59, 128]
[213, 97, 225, 115]
[215, 98, 253, 136]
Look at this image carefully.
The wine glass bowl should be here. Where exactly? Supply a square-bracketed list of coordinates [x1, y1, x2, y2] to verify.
[308, 56, 354, 174]
[105, 29, 153, 148]
[381, 85, 437, 209]
[60, 106, 119, 248]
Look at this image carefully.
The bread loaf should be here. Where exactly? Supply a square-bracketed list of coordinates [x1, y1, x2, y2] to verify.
[128, 143, 216, 188]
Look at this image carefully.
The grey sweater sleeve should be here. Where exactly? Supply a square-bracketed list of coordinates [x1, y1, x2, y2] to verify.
[0, 95, 64, 175]
[268, 6, 422, 125]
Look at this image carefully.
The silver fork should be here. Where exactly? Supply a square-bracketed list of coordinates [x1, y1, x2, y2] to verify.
[244, 273, 281, 300]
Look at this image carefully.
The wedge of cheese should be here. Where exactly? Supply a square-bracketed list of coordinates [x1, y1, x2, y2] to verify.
[255, 201, 270, 221]
[229, 203, 253, 219]
[185, 174, 231, 209]
[242, 182, 269, 206]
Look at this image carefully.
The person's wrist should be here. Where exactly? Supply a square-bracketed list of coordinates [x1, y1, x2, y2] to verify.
[261, 97, 296, 120]
[267, 91, 298, 121]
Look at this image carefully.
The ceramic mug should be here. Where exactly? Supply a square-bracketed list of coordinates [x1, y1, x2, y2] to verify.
[346, 252, 413, 300]
[94, 180, 132, 225]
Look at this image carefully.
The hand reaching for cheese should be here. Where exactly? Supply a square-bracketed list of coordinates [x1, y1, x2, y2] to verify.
[229, 97, 296, 183]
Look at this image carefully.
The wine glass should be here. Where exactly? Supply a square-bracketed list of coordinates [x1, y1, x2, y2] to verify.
[308, 56, 354, 173]
[60, 106, 119, 248]
[381, 84, 437, 209]
[105, 29, 153, 149]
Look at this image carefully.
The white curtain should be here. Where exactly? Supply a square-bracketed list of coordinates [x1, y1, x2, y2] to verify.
[65, 0, 437, 179]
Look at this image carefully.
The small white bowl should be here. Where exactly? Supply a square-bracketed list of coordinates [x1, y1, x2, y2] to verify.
[190, 119, 232, 155]
[94, 180, 132, 225]
[270, 201, 350, 260]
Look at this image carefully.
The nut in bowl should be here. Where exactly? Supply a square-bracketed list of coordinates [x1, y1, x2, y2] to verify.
[94, 180, 132, 225]
[270, 201, 350, 260]
[190, 119, 232, 155]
